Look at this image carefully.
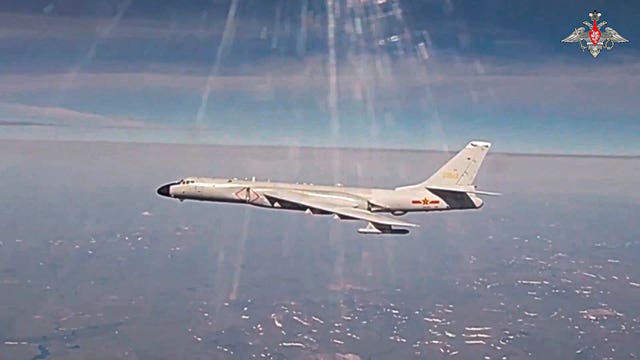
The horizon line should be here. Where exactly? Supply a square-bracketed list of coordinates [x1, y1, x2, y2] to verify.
[1, 138, 638, 159]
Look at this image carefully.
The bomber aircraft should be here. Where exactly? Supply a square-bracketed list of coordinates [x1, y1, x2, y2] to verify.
[156, 141, 499, 234]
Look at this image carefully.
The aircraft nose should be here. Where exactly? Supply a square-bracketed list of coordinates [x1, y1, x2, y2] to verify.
[156, 183, 175, 197]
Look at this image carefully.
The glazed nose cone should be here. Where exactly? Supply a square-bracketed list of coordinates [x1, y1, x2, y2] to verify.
[156, 183, 174, 197]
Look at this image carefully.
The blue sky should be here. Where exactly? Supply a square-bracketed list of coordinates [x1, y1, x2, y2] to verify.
[0, 0, 638, 155]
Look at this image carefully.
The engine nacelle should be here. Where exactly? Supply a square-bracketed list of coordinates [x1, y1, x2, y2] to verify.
[367, 201, 387, 212]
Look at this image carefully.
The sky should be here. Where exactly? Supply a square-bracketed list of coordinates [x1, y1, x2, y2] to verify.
[0, 0, 638, 155]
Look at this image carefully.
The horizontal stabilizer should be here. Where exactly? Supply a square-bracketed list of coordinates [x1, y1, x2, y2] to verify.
[426, 186, 502, 196]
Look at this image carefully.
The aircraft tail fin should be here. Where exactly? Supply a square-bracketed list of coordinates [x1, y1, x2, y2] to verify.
[421, 140, 491, 187]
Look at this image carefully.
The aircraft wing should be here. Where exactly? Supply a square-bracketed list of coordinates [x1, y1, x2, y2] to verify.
[329, 207, 419, 228]
[262, 190, 419, 228]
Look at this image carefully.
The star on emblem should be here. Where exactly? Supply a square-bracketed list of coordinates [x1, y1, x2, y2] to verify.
[421, 197, 430, 205]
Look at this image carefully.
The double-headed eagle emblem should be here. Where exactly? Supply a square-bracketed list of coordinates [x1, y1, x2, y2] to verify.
[562, 11, 628, 58]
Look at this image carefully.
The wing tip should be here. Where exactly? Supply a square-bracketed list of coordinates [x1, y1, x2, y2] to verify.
[477, 191, 502, 196]
[400, 222, 419, 228]
[466, 140, 492, 149]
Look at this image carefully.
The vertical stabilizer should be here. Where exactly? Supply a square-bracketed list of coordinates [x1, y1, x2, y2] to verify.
[421, 141, 491, 187]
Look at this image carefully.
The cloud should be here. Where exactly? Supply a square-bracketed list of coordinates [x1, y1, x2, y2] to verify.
[0, 54, 638, 118]
[0, 102, 155, 129]
[0, 12, 212, 40]
[0, 10, 284, 43]
[0, 120, 54, 126]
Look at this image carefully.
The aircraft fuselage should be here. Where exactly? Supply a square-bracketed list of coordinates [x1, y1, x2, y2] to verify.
[157, 177, 481, 214]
